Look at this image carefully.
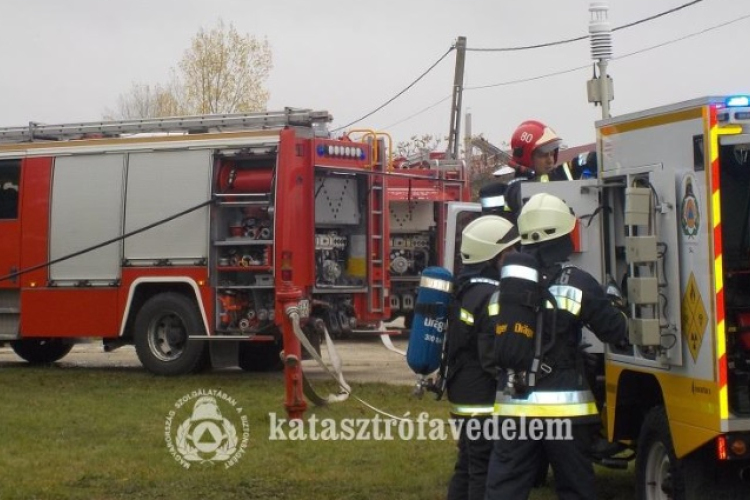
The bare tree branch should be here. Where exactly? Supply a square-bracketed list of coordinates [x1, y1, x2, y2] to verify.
[106, 19, 272, 119]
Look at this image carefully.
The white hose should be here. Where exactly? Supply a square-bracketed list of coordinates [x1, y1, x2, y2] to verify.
[286, 306, 411, 421]
[286, 307, 349, 403]
[380, 335, 406, 356]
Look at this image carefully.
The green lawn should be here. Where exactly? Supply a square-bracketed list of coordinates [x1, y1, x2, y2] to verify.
[0, 364, 634, 499]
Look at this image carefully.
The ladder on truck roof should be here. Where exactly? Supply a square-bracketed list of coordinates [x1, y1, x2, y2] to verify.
[0, 108, 333, 143]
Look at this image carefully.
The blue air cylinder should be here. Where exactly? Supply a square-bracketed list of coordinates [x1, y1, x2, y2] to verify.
[406, 266, 454, 376]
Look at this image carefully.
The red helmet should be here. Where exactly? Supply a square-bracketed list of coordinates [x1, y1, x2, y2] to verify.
[510, 120, 563, 169]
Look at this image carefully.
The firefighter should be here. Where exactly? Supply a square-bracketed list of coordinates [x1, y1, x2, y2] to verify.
[478, 181, 510, 218]
[485, 193, 628, 500]
[477, 181, 554, 489]
[503, 120, 571, 223]
[446, 215, 520, 500]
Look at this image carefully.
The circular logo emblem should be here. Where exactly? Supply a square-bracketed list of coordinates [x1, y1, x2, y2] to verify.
[165, 389, 249, 468]
[680, 176, 700, 239]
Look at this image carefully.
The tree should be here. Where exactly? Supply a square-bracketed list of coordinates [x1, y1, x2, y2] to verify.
[393, 134, 444, 161]
[180, 20, 272, 115]
[106, 20, 272, 119]
[105, 82, 182, 120]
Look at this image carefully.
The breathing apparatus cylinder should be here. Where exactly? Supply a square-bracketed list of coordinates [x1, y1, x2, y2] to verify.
[494, 252, 541, 375]
[406, 266, 453, 376]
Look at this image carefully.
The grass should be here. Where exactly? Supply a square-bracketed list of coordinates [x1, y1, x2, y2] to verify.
[0, 363, 634, 500]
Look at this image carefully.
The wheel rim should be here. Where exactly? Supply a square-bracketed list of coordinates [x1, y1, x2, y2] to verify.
[147, 312, 187, 362]
[644, 441, 673, 500]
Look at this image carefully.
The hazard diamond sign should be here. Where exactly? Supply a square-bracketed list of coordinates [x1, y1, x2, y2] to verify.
[681, 273, 707, 363]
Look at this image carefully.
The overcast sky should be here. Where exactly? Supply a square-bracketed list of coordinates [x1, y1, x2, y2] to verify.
[1, 0, 747, 148]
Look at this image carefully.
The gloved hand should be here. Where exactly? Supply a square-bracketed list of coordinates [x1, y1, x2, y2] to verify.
[612, 335, 632, 352]
[604, 275, 627, 310]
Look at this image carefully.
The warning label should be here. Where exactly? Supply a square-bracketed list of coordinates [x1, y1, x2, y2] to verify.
[681, 273, 707, 363]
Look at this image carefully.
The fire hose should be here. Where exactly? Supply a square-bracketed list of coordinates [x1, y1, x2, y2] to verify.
[285, 305, 411, 420]
[380, 329, 406, 356]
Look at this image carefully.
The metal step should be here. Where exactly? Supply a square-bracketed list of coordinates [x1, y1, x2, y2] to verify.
[0, 301, 20, 339]
[0, 314, 19, 339]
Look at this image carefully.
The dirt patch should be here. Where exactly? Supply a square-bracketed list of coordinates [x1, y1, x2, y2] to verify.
[0, 335, 417, 387]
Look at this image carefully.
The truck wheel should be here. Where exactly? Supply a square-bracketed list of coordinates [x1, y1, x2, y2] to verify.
[134, 292, 208, 376]
[636, 406, 687, 500]
[238, 341, 283, 372]
[10, 338, 73, 364]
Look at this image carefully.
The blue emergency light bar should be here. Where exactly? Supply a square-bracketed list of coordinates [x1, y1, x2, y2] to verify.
[726, 96, 750, 108]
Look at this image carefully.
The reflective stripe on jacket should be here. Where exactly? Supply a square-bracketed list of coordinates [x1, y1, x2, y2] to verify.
[492, 264, 627, 420]
[450, 403, 495, 417]
[493, 390, 597, 418]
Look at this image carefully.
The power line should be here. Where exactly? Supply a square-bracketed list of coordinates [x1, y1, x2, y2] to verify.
[335, 1, 707, 132]
[614, 12, 750, 61]
[615, 0, 703, 31]
[466, 64, 590, 91]
[381, 95, 452, 130]
[386, 12, 749, 130]
[463, 11, 750, 91]
[331, 46, 455, 132]
[467, 0, 705, 52]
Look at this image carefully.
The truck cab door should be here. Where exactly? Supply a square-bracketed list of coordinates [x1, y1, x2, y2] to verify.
[0, 160, 21, 290]
[443, 202, 482, 274]
[0, 159, 21, 341]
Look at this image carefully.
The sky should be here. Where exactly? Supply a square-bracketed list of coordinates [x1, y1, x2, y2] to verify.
[1, 0, 748, 149]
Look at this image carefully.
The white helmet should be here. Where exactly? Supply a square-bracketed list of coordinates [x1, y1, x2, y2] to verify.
[517, 193, 576, 245]
[460, 215, 520, 264]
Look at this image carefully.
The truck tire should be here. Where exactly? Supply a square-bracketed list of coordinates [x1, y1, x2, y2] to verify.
[238, 340, 283, 372]
[10, 338, 73, 364]
[133, 292, 208, 376]
[636, 405, 696, 500]
[637, 405, 738, 500]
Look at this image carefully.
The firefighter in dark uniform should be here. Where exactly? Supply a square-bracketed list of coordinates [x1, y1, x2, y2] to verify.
[494, 120, 569, 487]
[503, 120, 571, 224]
[478, 181, 510, 218]
[485, 193, 628, 500]
[446, 215, 520, 500]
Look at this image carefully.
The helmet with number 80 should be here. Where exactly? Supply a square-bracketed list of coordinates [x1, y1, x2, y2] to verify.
[510, 120, 563, 170]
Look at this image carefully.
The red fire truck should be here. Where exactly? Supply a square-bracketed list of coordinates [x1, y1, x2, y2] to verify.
[0, 109, 434, 416]
[386, 151, 469, 329]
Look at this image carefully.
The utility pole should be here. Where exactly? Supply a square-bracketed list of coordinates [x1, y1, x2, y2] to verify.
[587, 2, 614, 119]
[463, 111, 472, 167]
[447, 36, 467, 160]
